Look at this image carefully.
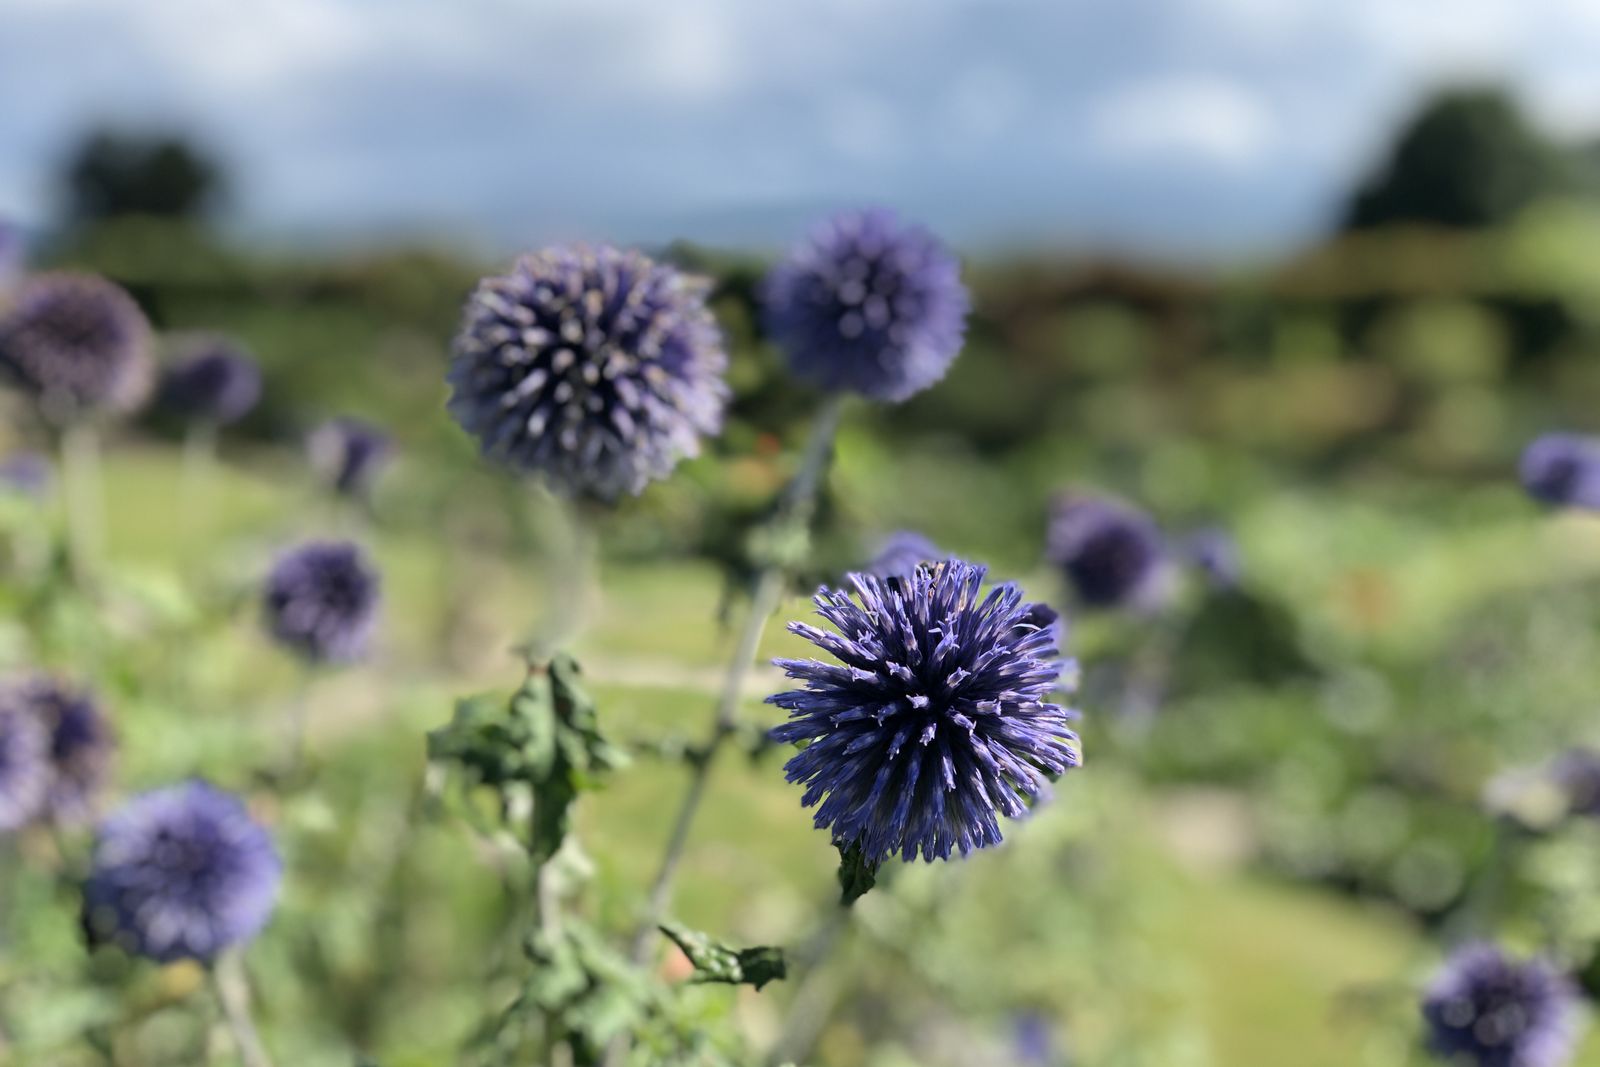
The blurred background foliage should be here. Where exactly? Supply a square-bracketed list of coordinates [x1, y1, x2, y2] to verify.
[9, 83, 1600, 1066]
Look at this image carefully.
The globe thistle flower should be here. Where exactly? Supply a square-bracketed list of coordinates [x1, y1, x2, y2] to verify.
[82, 781, 281, 963]
[1520, 434, 1600, 511]
[16, 677, 113, 825]
[448, 245, 728, 499]
[0, 273, 152, 420]
[159, 336, 262, 426]
[308, 417, 392, 499]
[1550, 748, 1600, 819]
[263, 540, 380, 664]
[763, 208, 969, 403]
[0, 702, 48, 832]
[1421, 945, 1577, 1067]
[865, 530, 941, 579]
[768, 560, 1079, 863]
[1046, 495, 1166, 609]
[0, 451, 50, 497]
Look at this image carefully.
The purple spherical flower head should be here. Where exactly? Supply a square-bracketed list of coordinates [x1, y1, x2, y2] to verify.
[82, 782, 281, 964]
[159, 336, 262, 426]
[0, 451, 50, 497]
[0, 702, 49, 832]
[1421, 945, 1578, 1067]
[865, 530, 941, 580]
[764, 209, 969, 403]
[308, 417, 392, 498]
[0, 273, 152, 420]
[16, 677, 113, 825]
[448, 245, 728, 499]
[263, 540, 380, 664]
[769, 560, 1080, 863]
[1046, 495, 1165, 609]
[1520, 434, 1600, 511]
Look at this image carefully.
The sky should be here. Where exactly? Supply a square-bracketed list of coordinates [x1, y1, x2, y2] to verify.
[4, 0, 1600, 258]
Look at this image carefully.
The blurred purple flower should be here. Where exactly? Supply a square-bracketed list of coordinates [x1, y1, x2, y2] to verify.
[769, 560, 1079, 863]
[1550, 748, 1600, 819]
[17, 677, 113, 825]
[0, 702, 49, 832]
[764, 208, 969, 403]
[0, 273, 152, 420]
[1185, 527, 1241, 589]
[0, 451, 51, 497]
[309, 417, 392, 499]
[1046, 495, 1165, 609]
[1421, 945, 1577, 1067]
[865, 530, 941, 579]
[263, 540, 380, 664]
[448, 245, 728, 499]
[1013, 1012, 1055, 1065]
[1519, 434, 1600, 511]
[82, 781, 281, 963]
[159, 336, 262, 426]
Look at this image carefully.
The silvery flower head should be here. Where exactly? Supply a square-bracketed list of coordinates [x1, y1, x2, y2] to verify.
[308, 417, 392, 499]
[763, 209, 969, 403]
[82, 781, 281, 963]
[1422, 945, 1577, 1067]
[0, 273, 152, 420]
[159, 336, 262, 426]
[0, 702, 48, 832]
[865, 530, 941, 580]
[1520, 434, 1600, 511]
[18, 677, 113, 825]
[1046, 495, 1166, 609]
[769, 560, 1079, 863]
[263, 540, 380, 664]
[448, 244, 729, 499]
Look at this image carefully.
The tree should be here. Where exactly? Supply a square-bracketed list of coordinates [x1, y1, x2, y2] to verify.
[61, 129, 224, 226]
[1343, 87, 1564, 231]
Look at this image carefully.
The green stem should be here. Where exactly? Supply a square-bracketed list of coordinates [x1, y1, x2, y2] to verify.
[59, 421, 104, 586]
[210, 953, 274, 1067]
[180, 420, 218, 551]
[526, 489, 598, 661]
[626, 395, 847, 965]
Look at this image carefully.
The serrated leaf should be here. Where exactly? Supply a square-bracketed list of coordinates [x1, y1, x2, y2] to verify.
[659, 922, 787, 991]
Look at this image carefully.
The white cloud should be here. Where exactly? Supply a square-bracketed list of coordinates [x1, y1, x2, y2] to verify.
[1089, 75, 1275, 170]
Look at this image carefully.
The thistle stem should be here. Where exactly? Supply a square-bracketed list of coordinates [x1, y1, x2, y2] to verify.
[527, 489, 598, 660]
[626, 395, 847, 965]
[58, 420, 104, 586]
[210, 953, 274, 1067]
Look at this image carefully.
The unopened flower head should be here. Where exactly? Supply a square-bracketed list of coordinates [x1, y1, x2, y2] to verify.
[0, 273, 152, 420]
[263, 540, 381, 664]
[769, 560, 1079, 863]
[449, 245, 729, 499]
[764, 209, 969, 403]
[82, 781, 281, 963]
[1421, 944, 1577, 1067]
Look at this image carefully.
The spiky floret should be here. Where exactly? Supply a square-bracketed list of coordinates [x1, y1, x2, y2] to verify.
[1421, 944, 1577, 1067]
[82, 781, 281, 963]
[763, 208, 969, 403]
[0, 273, 152, 419]
[448, 245, 728, 499]
[768, 560, 1079, 863]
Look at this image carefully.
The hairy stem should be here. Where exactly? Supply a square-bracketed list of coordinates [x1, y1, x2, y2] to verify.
[210, 953, 274, 1067]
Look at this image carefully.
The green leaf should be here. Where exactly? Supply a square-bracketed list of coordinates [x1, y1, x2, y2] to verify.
[659, 922, 787, 991]
[835, 840, 880, 907]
